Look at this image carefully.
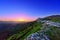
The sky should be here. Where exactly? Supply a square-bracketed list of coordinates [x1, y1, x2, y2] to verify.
[0, 0, 60, 21]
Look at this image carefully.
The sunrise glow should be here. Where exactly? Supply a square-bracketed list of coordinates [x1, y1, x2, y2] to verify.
[0, 13, 36, 22]
[18, 19, 25, 22]
[17, 18, 27, 22]
[16, 17, 35, 22]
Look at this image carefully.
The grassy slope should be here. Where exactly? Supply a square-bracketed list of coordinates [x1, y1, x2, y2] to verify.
[45, 26, 60, 40]
[50, 18, 60, 23]
[7, 21, 42, 40]
[7, 18, 60, 40]
[46, 18, 60, 40]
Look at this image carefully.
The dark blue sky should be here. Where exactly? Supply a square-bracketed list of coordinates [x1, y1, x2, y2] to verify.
[0, 0, 60, 20]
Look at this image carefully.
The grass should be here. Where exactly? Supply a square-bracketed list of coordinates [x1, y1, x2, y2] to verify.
[7, 19, 60, 40]
[50, 18, 60, 23]
[20, 22, 42, 40]
[45, 26, 60, 40]
[48, 18, 60, 40]
[7, 26, 32, 40]
[7, 21, 42, 40]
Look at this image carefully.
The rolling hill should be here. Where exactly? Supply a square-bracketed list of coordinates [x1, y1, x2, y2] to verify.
[0, 15, 60, 40]
[43, 15, 60, 22]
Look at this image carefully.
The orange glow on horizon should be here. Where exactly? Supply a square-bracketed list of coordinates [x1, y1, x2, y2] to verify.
[0, 17, 36, 22]
[16, 17, 36, 22]
[18, 19, 25, 22]
[16, 18, 27, 22]
[0, 13, 36, 22]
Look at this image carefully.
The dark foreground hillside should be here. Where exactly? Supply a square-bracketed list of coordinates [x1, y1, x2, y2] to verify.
[0, 21, 33, 40]
[0, 15, 60, 40]
[0, 21, 42, 40]
[7, 21, 42, 40]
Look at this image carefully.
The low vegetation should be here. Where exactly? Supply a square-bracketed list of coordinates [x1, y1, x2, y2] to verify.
[7, 21, 42, 40]
[51, 18, 60, 23]
[45, 26, 60, 40]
